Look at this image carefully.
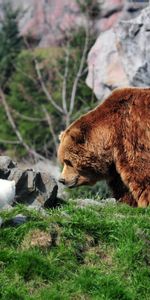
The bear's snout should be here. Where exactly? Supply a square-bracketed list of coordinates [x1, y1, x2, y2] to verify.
[58, 174, 79, 188]
[58, 177, 66, 185]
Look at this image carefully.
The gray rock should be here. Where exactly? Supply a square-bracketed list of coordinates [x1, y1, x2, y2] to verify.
[0, 0, 147, 47]
[0, 156, 17, 179]
[116, 7, 150, 87]
[13, 171, 58, 208]
[0, 156, 16, 169]
[86, 28, 129, 100]
[8, 168, 37, 200]
[8, 168, 27, 189]
[0, 156, 58, 209]
[73, 198, 116, 208]
[35, 172, 58, 208]
[86, 7, 150, 100]
[26, 172, 58, 208]
[10, 214, 27, 226]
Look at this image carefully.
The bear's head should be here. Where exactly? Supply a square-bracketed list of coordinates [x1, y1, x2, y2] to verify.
[57, 125, 101, 188]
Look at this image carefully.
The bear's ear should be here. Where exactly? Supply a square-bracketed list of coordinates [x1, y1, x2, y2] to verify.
[59, 131, 65, 141]
[70, 128, 86, 144]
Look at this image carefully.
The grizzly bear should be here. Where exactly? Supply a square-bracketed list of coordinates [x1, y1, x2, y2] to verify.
[58, 87, 150, 207]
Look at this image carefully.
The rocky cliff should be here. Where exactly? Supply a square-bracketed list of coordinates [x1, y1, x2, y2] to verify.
[0, 0, 148, 47]
[86, 6, 150, 100]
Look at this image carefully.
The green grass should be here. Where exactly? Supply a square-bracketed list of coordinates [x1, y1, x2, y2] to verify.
[0, 203, 150, 300]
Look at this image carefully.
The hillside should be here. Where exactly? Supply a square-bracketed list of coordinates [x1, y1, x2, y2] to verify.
[0, 202, 150, 299]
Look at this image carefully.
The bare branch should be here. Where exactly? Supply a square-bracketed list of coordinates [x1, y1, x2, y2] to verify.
[34, 57, 64, 114]
[12, 109, 46, 122]
[0, 88, 29, 151]
[0, 139, 21, 145]
[81, 66, 88, 77]
[18, 83, 35, 104]
[23, 38, 64, 114]
[0, 88, 45, 161]
[42, 106, 58, 151]
[69, 24, 89, 115]
[14, 65, 37, 85]
[62, 44, 70, 114]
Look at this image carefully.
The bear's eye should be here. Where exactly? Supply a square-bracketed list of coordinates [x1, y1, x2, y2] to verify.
[64, 159, 73, 167]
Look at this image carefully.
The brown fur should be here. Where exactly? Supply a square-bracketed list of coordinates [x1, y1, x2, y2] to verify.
[58, 87, 150, 207]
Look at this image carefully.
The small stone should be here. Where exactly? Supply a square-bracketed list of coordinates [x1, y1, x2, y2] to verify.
[10, 214, 27, 226]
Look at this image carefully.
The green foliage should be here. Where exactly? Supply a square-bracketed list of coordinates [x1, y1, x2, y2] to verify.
[1, 26, 97, 157]
[0, 2, 100, 159]
[0, 0, 98, 159]
[0, 52, 49, 157]
[9, 52, 52, 155]
[0, 2, 23, 88]
[0, 204, 150, 299]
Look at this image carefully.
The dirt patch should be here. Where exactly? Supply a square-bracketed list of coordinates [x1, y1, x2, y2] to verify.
[21, 229, 52, 250]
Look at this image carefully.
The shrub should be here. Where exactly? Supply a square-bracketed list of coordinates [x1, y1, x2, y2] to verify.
[1, 27, 97, 158]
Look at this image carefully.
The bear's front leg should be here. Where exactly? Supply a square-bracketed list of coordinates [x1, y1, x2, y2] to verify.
[123, 179, 150, 208]
[116, 179, 150, 208]
[137, 187, 150, 208]
[107, 169, 137, 207]
[107, 169, 137, 206]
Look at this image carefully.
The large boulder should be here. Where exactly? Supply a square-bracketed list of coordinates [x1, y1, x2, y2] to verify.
[0, 156, 58, 209]
[86, 28, 129, 100]
[86, 6, 150, 100]
[116, 7, 150, 87]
